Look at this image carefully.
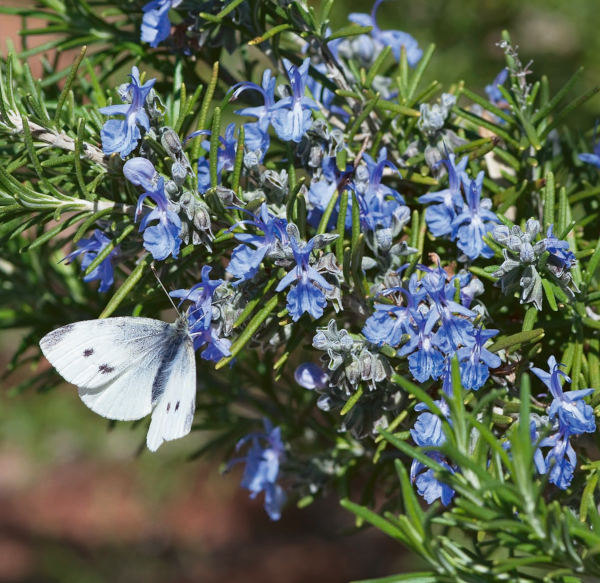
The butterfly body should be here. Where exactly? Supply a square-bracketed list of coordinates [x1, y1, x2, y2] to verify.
[40, 315, 196, 451]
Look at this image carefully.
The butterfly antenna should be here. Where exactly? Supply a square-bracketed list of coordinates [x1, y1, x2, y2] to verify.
[150, 264, 181, 315]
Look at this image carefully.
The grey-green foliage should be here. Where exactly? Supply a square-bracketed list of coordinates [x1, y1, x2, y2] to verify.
[1, 3, 600, 583]
[492, 219, 579, 310]
[345, 368, 600, 583]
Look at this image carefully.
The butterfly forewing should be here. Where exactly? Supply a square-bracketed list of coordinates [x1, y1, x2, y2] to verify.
[41, 317, 177, 422]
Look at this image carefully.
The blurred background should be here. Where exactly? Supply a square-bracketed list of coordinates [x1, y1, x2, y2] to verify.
[0, 1, 599, 581]
[330, 0, 600, 129]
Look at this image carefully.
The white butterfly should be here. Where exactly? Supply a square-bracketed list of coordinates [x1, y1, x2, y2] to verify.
[39, 315, 196, 451]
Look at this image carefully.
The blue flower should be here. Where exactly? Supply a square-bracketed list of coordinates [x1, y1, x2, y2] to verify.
[141, 0, 182, 48]
[398, 309, 445, 383]
[271, 58, 319, 143]
[308, 156, 354, 230]
[451, 171, 499, 260]
[419, 264, 475, 353]
[99, 67, 155, 158]
[124, 157, 182, 260]
[275, 234, 333, 321]
[578, 125, 600, 168]
[485, 68, 509, 106]
[349, 0, 422, 66]
[233, 420, 287, 520]
[64, 230, 119, 293]
[294, 363, 329, 390]
[227, 204, 288, 284]
[362, 276, 424, 346]
[418, 153, 468, 237]
[233, 70, 276, 130]
[530, 355, 596, 490]
[531, 356, 596, 436]
[170, 266, 231, 362]
[231, 69, 279, 157]
[189, 321, 232, 362]
[362, 303, 411, 347]
[538, 429, 577, 490]
[170, 266, 223, 327]
[542, 225, 576, 271]
[456, 327, 501, 390]
[413, 459, 455, 505]
[355, 148, 409, 231]
[410, 401, 455, 505]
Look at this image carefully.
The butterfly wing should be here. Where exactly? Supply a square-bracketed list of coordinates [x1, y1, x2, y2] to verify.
[40, 317, 171, 421]
[146, 332, 197, 452]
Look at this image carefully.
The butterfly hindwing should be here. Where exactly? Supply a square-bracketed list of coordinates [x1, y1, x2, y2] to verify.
[146, 333, 196, 452]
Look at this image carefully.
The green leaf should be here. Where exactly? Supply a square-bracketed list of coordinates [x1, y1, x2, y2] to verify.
[191, 60, 219, 159]
[452, 107, 519, 147]
[460, 86, 513, 125]
[543, 171, 555, 229]
[335, 189, 348, 264]
[286, 176, 306, 224]
[325, 25, 373, 42]
[540, 85, 600, 140]
[585, 236, 600, 285]
[231, 124, 245, 193]
[340, 385, 363, 415]
[340, 499, 408, 543]
[522, 306, 538, 332]
[557, 185, 569, 237]
[54, 45, 86, 125]
[531, 67, 583, 124]
[580, 471, 599, 522]
[365, 46, 392, 88]
[316, 187, 339, 235]
[214, 0, 247, 20]
[394, 459, 425, 536]
[216, 294, 279, 369]
[209, 106, 222, 188]
[99, 254, 151, 319]
[249, 23, 293, 45]
[541, 279, 558, 311]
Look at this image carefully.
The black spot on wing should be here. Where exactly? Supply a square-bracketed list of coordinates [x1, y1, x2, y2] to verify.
[175, 401, 180, 412]
[166, 402, 171, 412]
[83, 348, 94, 357]
[99, 363, 114, 374]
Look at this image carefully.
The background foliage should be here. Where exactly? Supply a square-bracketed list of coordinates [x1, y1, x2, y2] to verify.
[1, 1, 600, 582]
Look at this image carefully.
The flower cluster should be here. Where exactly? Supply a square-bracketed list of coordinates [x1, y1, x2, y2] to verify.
[410, 400, 456, 505]
[53, 0, 598, 524]
[124, 157, 182, 261]
[492, 219, 578, 310]
[363, 264, 497, 391]
[419, 154, 500, 260]
[296, 320, 396, 438]
[64, 230, 119, 293]
[141, 0, 182, 48]
[230, 419, 287, 521]
[170, 266, 233, 363]
[530, 356, 596, 489]
[99, 66, 156, 158]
